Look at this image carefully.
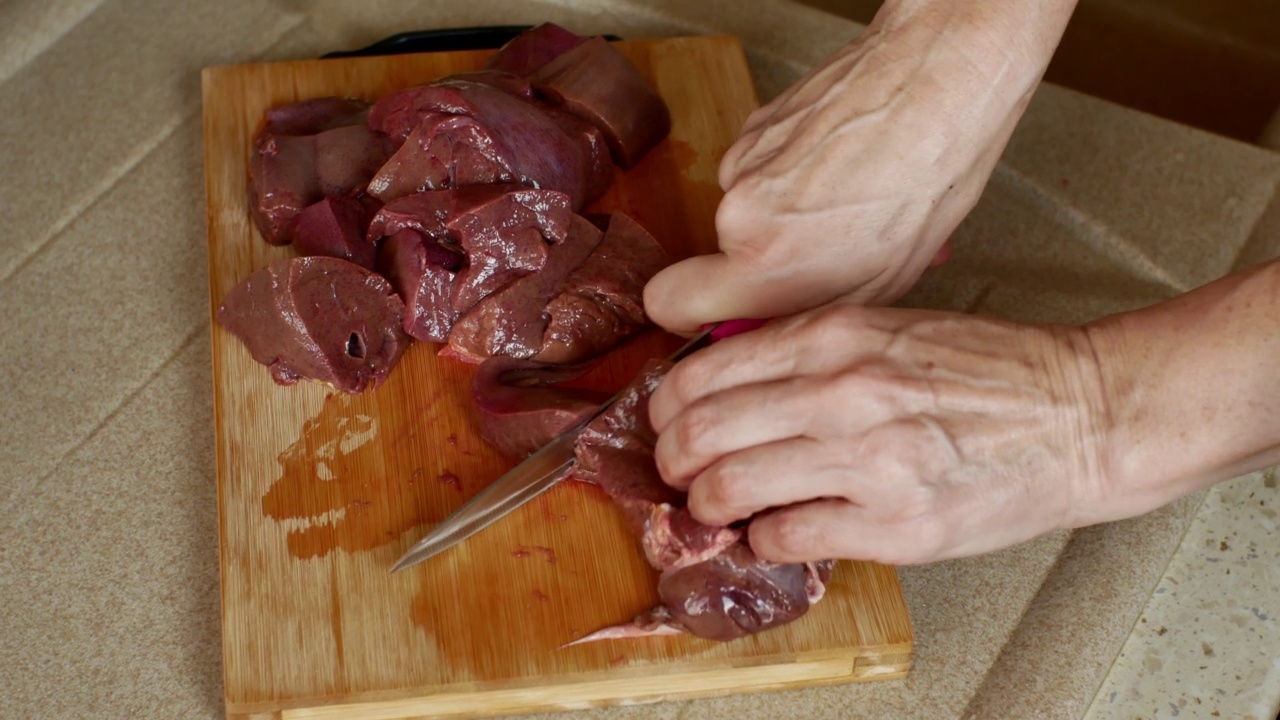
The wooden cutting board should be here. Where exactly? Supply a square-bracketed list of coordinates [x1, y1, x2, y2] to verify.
[201, 34, 912, 720]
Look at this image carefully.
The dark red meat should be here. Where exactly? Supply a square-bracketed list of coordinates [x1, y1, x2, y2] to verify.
[535, 212, 671, 364]
[439, 70, 535, 100]
[443, 214, 603, 363]
[531, 36, 671, 169]
[376, 228, 462, 343]
[538, 103, 615, 207]
[656, 544, 812, 642]
[365, 185, 572, 315]
[248, 108, 392, 245]
[216, 256, 409, 394]
[290, 196, 376, 270]
[366, 81, 606, 209]
[470, 357, 607, 459]
[566, 360, 832, 642]
[483, 22, 588, 77]
[261, 97, 369, 136]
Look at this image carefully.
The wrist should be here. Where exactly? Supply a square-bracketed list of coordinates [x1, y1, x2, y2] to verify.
[869, 0, 1078, 90]
[1082, 261, 1280, 523]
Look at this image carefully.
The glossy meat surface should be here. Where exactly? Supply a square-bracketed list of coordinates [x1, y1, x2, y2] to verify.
[443, 214, 603, 363]
[215, 256, 409, 394]
[483, 22, 588, 77]
[469, 357, 607, 459]
[248, 98, 391, 245]
[531, 36, 672, 169]
[366, 81, 602, 209]
[290, 195, 376, 270]
[535, 212, 670, 364]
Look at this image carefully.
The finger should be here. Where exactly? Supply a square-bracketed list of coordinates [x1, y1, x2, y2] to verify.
[685, 437, 856, 527]
[649, 308, 903, 433]
[643, 248, 867, 340]
[653, 377, 828, 490]
[641, 253, 768, 335]
[749, 498, 935, 565]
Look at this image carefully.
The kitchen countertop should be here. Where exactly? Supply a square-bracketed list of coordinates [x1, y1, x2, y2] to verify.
[1, 1, 1277, 718]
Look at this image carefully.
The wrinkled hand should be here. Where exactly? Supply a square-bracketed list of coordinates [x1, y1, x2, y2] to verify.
[644, 2, 1058, 333]
[649, 304, 1114, 565]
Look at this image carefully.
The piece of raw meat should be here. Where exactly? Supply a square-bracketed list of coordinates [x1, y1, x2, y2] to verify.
[442, 214, 603, 363]
[470, 357, 608, 459]
[534, 212, 671, 364]
[366, 81, 607, 209]
[290, 196, 377, 270]
[464, 354, 836, 642]
[365, 185, 572, 315]
[568, 360, 834, 642]
[439, 70, 535, 101]
[260, 97, 370, 136]
[483, 22, 588, 77]
[216, 256, 410, 394]
[531, 36, 671, 169]
[249, 109, 392, 245]
[375, 228, 463, 343]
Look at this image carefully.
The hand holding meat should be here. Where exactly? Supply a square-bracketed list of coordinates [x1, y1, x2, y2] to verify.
[643, 0, 1079, 332]
[650, 260, 1280, 566]
[649, 305, 1111, 565]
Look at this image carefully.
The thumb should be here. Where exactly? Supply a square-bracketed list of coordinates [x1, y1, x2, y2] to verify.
[644, 253, 841, 335]
[644, 253, 746, 334]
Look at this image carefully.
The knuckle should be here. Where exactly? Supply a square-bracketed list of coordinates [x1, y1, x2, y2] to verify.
[689, 465, 745, 523]
[675, 402, 722, 454]
[667, 360, 714, 409]
[859, 423, 922, 476]
[714, 188, 777, 266]
[827, 368, 883, 411]
[767, 513, 816, 558]
[714, 186, 757, 235]
[793, 304, 875, 348]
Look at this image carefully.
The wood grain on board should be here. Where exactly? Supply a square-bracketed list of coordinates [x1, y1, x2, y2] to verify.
[201, 34, 913, 720]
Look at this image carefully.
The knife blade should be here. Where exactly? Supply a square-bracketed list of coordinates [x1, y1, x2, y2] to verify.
[389, 326, 718, 573]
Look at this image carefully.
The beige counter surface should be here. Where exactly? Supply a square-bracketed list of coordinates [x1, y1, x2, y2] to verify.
[2, 1, 1277, 718]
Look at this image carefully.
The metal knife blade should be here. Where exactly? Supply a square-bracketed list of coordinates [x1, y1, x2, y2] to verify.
[389, 327, 717, 573]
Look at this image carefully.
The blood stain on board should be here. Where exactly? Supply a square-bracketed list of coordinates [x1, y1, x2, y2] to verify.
[512, 545, 557, 563]
[437, 470, 462, 491]
[261, 391, 471, 559]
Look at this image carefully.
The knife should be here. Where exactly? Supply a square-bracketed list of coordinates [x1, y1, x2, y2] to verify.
[390, 325, 726, 573]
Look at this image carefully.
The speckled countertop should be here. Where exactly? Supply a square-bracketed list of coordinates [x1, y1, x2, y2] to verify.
[1, 1, 1277, 718]
[1085, 470, 1280, 720]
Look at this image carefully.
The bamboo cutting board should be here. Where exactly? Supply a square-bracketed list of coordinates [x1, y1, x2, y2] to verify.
[202, 34, 912, 720]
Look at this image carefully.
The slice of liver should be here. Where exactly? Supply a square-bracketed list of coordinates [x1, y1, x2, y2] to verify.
[366, 185, 572, 315]
[215, 256, 410, 394]
[569, 359, 823, 642]
[261, 97, 370, 136]
[469, 357, 608, 459]
[534, 212, 671, 364]
[482, 23, 588, 77]
[375, 228, 463, 343]
[249, 121, 391, 245]
[290, 196, 376, 270]
[366, 81, 600, 209]
[531, 36, 672, 168]
[443, 214, 603, 363]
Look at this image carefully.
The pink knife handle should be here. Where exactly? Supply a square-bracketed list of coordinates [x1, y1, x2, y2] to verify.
[707, 318, 767, 342]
